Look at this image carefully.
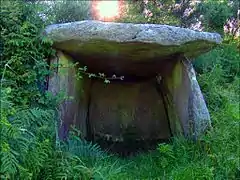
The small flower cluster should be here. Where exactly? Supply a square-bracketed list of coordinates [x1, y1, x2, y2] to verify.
[78, 66, 124, 84]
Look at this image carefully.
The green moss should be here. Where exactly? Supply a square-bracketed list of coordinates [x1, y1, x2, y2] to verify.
[164, 93, 183, 135]
[166, 60, 183, 91]
[164, 60, 184, 135]
[113, 84, 138, 126]
[57, 52, 84, 97]
[58, 52, 73, 75]
[172, 61, 183, 89]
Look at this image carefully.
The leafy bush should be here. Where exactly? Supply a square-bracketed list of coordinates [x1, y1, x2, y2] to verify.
[193, 39, 239, 111]
[1, 0, 54, 106]
[1, 1, 55, 177]
[197, 0, 233, 32]
[44, 0, 91, 24]
[118, 0, 181, 25]
[0, 87, 55, 179]
[62, 128, 106, 166]
[0, 86, 122, 179]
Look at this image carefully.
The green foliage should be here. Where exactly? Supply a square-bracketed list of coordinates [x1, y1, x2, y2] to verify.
[117, 1, 148, 24]
[63, 128, 107, 165]
[36, 130, 123, 180]
[0, 93, 55, 179]
[193, 39, 239, 111]
[0, 1, 103, 179]
[0, 85, 123, 179]
[116, 100, 239, 179]
[142, 0, 181, 25]
[48, 0, 91, 24]
[0, 2, 55, 178]
[118, 0, 237, 33]
[194, 41, 239, 78]
[1, 0, 54, 106]
[119, 0, 181, 25]
[197, 0, 233, 32]
[157, 143, 176, 168]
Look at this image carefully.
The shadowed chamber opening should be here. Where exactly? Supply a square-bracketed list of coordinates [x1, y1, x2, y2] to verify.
[86, 75, 172, 156]
[96, 138, 170, 157]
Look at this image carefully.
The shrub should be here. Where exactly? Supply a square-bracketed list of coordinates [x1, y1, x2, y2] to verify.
[48, 0, 91, 24]
[193, 39, 239, 111]
[197, 0, 233, 32]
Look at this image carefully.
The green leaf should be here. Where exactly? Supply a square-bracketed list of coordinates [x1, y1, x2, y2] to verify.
[104, 79, 110, 84]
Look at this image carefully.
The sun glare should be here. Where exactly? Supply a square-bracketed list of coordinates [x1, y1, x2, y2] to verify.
[92, 0, 123, 21]
[97, 1, 118, 18]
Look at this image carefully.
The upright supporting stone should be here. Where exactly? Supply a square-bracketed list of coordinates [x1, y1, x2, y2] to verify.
[48, 51, 89, 139]
[164, 58, 211, 138]
[183, 59, 211, 139]
[164, 59, 191, 136]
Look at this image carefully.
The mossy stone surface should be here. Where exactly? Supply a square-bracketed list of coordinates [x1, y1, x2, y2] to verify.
[89, 80, 171, 142]
[48, 52, 89, 139]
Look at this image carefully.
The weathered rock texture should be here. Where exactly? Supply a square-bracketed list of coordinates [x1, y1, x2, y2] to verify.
[48, 52, 90, 140]
[45, 20, 221, 59]
[45, 20, 222, 146]
[89, 80, 171, 142]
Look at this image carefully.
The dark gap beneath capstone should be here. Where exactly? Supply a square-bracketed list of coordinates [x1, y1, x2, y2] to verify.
[61, 49, 181, 78]
[96, 138, 171, 157]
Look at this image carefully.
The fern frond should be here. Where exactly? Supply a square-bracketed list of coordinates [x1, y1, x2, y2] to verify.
[65, 136, 106, 159]
[0, 147, 19, 176]
[13, 107, 55, 129]
[1, 106, 56, 179]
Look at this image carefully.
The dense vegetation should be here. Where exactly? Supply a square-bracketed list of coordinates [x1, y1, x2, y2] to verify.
[0, 0, 239, 179]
